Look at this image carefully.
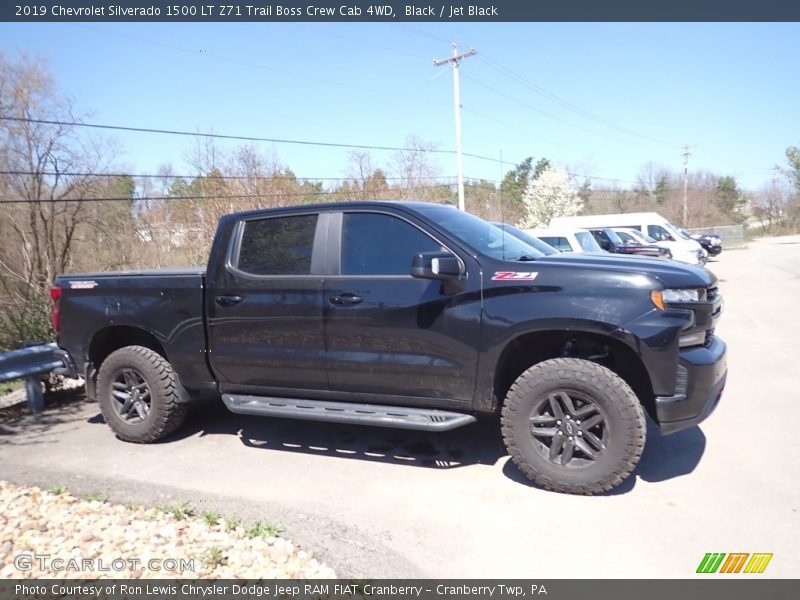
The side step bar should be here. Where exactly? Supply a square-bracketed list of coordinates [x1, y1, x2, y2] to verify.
[222, 394, 477, 432]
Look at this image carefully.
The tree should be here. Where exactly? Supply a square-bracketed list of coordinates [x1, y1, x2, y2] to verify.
[714, 175, 747, 221]
[0, 52, 118, 349]
[500, 156, 550, 207]
[753, 178, 791, 231]
[517, 166, 583, 229]
[778, 146, 800, 193]
[390, 134, 445, 201]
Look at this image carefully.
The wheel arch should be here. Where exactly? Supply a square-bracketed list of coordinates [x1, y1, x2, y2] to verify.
[493, 328, 656, 419]
[85, 326, 169, 399]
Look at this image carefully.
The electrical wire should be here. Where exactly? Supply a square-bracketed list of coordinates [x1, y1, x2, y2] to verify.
[0, 116, 515, 166]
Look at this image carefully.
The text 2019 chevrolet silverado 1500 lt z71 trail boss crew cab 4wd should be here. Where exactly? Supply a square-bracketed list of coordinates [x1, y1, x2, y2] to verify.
[51, 202, 726, 494]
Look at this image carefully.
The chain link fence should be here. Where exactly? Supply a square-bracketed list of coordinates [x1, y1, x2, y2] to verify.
[689, 224, 746, 249]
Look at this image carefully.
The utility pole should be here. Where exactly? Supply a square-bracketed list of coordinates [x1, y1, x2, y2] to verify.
[434, 43, 477, 211]
[682, 145, 692, 226]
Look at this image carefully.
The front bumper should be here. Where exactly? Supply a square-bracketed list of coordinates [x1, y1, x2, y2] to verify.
[655, 336, 727, 435]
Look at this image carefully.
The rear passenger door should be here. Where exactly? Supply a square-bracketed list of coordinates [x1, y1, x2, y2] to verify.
[207, 211, 329, 393]
[322, 210, 481, 407]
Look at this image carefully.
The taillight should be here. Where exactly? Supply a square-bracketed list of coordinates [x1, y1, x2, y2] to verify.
[50, 286, 62, 333]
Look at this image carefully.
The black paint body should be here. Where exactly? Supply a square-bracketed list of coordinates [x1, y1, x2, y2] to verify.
[54, 202, 727, 433]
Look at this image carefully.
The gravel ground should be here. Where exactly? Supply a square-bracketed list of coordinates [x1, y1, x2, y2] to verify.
[0, 481, 336, 579]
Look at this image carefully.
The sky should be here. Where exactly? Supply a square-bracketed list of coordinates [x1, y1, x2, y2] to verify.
[1, 21, 798, 191]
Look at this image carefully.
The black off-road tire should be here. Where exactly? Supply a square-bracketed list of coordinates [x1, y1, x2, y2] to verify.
[501, 358, 645, 495]
[96, 345, 188, 443]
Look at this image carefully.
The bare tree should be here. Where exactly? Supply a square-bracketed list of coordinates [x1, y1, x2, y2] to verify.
[0, 52, 119, 348]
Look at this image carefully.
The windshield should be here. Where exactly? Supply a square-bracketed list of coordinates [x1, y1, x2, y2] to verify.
[667, 222, 692, 240]
[491, 223, 557, 256]
[416, 206, 547, 260]
[636, 231, 658, 243]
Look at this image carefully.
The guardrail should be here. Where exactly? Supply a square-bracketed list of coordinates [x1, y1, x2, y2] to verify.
[0, 343, 76, 410]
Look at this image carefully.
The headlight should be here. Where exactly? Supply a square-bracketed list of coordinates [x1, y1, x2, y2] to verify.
[651, 288, 703, 309]
[663, 288, 701, 302]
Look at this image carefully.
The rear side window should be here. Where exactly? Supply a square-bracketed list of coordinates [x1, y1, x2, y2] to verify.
[237, 215, 318, 275]
[540, 236, 573, 252]
[341, 213, 442, 275]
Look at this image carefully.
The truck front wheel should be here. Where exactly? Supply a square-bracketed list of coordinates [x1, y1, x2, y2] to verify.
[501, 358, 645, 494]
[96, 345, 188, 443]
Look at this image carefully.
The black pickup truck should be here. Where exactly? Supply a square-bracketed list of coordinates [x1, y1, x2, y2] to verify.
[52, 202, 727, 494]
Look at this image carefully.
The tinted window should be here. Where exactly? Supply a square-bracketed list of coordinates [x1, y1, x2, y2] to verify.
[237, 214, 318, 275]
[410, 205, 545, 260]
[491, 223, 556, 256]
[615, 230, 634, 243]
[540, 236, 573, 252]
[342, 213, 442, 275]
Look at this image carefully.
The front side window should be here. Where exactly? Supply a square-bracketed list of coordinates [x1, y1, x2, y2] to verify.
[237, 214, 318, 275]
[341, 213, 442, 275]
[647, 224, 673, 242]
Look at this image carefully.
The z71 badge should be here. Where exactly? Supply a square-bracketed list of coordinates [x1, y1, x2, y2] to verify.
[492, 271, 539, 281]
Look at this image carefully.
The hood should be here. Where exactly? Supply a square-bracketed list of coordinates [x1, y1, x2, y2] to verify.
[531, 252, 716, 288]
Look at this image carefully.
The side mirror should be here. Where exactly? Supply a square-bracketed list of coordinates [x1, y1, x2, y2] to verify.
[411, 251, 462, 280]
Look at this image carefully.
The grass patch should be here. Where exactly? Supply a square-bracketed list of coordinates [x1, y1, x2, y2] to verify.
[82, 492, 109, 503]
[245, 521, 283, 539]
[47, 485, 67, 495]
[204, 546, 225, 567]
[0, 380, 22, 396]
[157, 501, 195, 520]
[224, 517, 241, 532]
[203, 511, 221, 526]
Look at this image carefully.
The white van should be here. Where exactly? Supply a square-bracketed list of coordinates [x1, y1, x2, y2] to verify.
[549, 212, 705, 265]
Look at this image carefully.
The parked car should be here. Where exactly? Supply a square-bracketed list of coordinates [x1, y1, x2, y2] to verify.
[680, 228, 722, 257]
[551, 212, 705, 265]
[490, 222, 558, 255]
[612, 227, 674, 257]
[531, 227, 604, 253]
[588, 227, 671, 259]
[49, 201, 727, 495]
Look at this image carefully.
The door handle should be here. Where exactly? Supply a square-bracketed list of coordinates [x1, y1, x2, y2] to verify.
[329, 293, 363, 306]
[214, 295, 243, 307]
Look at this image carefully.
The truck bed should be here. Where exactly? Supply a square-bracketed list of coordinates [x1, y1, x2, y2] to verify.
[54, 268, 212, 391]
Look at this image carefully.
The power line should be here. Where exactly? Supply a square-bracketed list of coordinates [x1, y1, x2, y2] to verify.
[0, 169, 463, 183]
[394, 24, 453, 44]
[0, 183, 463, 205]
[477, 54, 682, 147]
[461, 73, 667, 147]
[78, 24, 445, 109]
[0, 116, 517, 166]
[296, 24, 430, 60]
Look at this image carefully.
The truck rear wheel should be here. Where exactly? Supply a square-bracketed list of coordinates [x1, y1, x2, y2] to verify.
[501, 358, 645, 495]
[96, 345, 188, 443]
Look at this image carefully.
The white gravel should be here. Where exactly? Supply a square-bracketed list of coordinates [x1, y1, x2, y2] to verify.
[0, 481, 336, 579]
